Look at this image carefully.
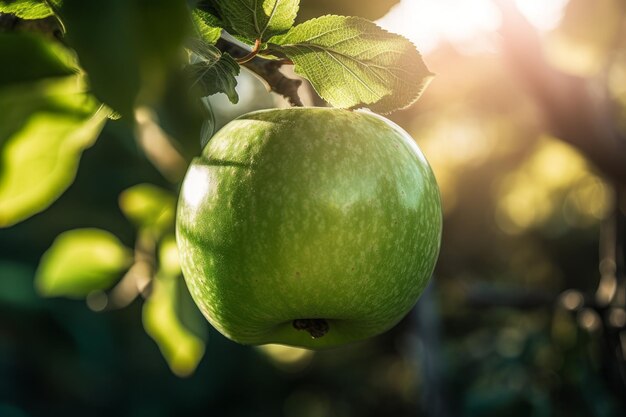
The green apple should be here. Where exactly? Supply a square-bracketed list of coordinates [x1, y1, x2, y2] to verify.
[176, 107, 442, 349]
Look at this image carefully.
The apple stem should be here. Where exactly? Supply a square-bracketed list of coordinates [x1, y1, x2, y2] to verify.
[293, 319, 329, 338]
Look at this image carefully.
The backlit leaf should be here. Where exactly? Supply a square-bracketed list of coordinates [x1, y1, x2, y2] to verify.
[0, 0, 53, 19]
[269, 15, 433, 113]
[211, 0, 299, 43]
[192, 8, 222, 44]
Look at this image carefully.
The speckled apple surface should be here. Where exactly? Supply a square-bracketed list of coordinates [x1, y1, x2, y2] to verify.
[176, 107, 442, 349]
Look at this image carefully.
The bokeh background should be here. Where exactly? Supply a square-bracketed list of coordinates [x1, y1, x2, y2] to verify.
[1, 0, 626, 416]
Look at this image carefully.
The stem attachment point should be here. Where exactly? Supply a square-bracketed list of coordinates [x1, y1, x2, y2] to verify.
[293, 318, 329, 338]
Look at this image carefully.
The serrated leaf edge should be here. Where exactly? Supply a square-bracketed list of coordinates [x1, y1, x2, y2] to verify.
[269, 15, 434, 113]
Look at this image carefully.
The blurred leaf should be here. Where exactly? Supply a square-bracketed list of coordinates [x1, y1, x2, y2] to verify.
[192, 8, 222, 44]
[35, 228, 132, 298]
[176, 275, 209, 346]
[159, 234, 181, 277]
[149, 70, 205, 160]
[0, 77, 109, 227]
[118, 183, 176, 234]
[187, 42, 240, 103]
[211, 0, 299, 44]
[0, 261, 41, 309]
[143, 271, 206, 377]
[269, 15, 433, 113]
[0, 33, 103, 227]
[0, 33, 75, 87]
[0, 0, 53, 18]
[55, 0, 191, 118]
[199, 96, 215, 148]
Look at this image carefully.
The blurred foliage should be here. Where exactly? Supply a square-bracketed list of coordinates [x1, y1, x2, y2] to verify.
[1, 0, 626, 416]
[142, 245, 207, 377]
[546, 0, 623, 76]
[0, 32, 73, 85]
[495, 138, 610, 234]
[55, 0, 192, 119]
[35, 229, 131, 298]
[0, 33, 108, 227]
[0, 79, 107, 226]
[118, 183, 176, 237]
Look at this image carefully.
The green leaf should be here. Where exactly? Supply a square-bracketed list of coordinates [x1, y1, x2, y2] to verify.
[0, 77, 109, 227]
[35, 229, 132, 298]
[55, 0, 191, 118]
[187, 42, 240, 103]
[158, 234, 181, 277]
[211, 0, 299, 43]
[192, 8, 222, 44]
[0, 33, 106, 227]
[0, 33, 75, 87]
[269, 15, 433, 113]
[143, 267, 207, 377]
[118, 183, 176, 234]
[0, 0, 53, 19]
[195, 0, 221, 20]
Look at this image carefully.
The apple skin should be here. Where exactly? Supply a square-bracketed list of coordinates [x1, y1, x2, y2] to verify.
[176, 107, 442, 349]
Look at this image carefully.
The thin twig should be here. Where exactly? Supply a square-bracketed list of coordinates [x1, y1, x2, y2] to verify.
[235, 38, 261, 64]
[106, 231, 156, 310]
[216, 38, 303, 107]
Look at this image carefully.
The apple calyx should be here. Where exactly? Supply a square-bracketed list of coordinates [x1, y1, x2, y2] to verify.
[292, 319, 329, 339]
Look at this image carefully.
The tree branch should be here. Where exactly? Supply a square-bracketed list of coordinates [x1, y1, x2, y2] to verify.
[235, 38, 261, 64]
[106, 230, 155, 310]
[216, 38, 303, 107]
